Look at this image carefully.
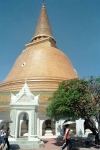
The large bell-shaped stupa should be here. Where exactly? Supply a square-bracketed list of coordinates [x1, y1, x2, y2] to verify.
[0, 3, 78, 115]
[0, 3, 78, 92]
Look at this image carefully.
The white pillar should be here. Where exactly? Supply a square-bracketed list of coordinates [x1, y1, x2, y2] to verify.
[30, 109, 35, 136]
[40, 120, 44, 136]
[10, 109, 17, 137]
[15, 112, 19, 139]
[76, 118, 85, 136]
[56, 121, 61, 136]
[37, 118, 40, 136]
[19, 120, 23, 136]
[34, 107, 38, 135]
[0, 120, 2, 128]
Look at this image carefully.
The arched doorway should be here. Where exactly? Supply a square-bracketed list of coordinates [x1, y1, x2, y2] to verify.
[17, 112, 29, 137]
[42, 119, 55, 136]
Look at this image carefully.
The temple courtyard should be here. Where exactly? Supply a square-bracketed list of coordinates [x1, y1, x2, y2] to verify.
[9, 137, 100, 150]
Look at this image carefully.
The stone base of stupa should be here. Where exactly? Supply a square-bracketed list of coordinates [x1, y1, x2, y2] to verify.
[45, 129, 53, 136]
[9, 136, 44, 149]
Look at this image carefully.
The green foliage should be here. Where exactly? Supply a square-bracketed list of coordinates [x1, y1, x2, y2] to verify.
[46, 76, 100, 142]
[46, 77, 100, 121]
[87, 76, 100, 122]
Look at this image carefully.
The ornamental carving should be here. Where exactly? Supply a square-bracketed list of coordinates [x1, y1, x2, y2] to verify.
[17, 95, 32, 103]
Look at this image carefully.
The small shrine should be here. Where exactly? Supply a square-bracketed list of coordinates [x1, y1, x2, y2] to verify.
[45, 120, 53, 136]
[9, 83, 44, 149]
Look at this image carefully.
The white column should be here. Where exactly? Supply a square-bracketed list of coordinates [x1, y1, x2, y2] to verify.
[27, 111, 31, 138]
[37, 118, 40, 136]
[0, 120, 2, 128]
[40, 120, 44, 136]
[19, 120, 23, 136]
[30, 108, 35, 136]
[10, 109, 17, 137]
[15, 112, 19, 139]
[34, 107, 38, 135]
[55, 121, 61, 136]
[76, 118, 85, 136]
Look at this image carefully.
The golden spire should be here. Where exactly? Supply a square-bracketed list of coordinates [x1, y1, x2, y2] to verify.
[31, 3, 56, 43]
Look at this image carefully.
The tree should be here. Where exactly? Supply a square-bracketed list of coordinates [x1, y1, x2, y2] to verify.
[86, 76, 100, 143]
[46, 77, 100, 144]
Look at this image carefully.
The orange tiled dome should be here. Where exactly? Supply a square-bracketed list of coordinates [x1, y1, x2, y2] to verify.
[0, 4, 78, 92]
[3, 42, 78, 82]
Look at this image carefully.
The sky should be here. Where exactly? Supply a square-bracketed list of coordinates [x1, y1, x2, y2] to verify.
[0, 0, 100, 83]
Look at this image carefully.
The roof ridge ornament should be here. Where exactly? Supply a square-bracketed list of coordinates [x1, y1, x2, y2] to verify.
[10, 83, 39, 105]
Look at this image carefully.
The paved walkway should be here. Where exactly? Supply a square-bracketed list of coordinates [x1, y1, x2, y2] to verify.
[18, 137, 100, 150]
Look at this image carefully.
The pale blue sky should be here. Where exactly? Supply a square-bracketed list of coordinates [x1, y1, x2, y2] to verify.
[0, 0, 100, 83]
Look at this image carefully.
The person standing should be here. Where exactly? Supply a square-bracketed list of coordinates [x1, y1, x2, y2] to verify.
[4, 127, 13, 150]
[0, 125, 5, 150]
[61, 124, 72, 150]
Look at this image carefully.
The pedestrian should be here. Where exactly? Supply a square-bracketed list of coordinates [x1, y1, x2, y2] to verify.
[61, 124, 72, 150]
[0, 125, 5, 150]
[4, 127, 13, 150]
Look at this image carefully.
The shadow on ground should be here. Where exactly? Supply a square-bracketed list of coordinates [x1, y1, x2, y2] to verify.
[8, 137, 100, 150]
[51, 137, 100, 149]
